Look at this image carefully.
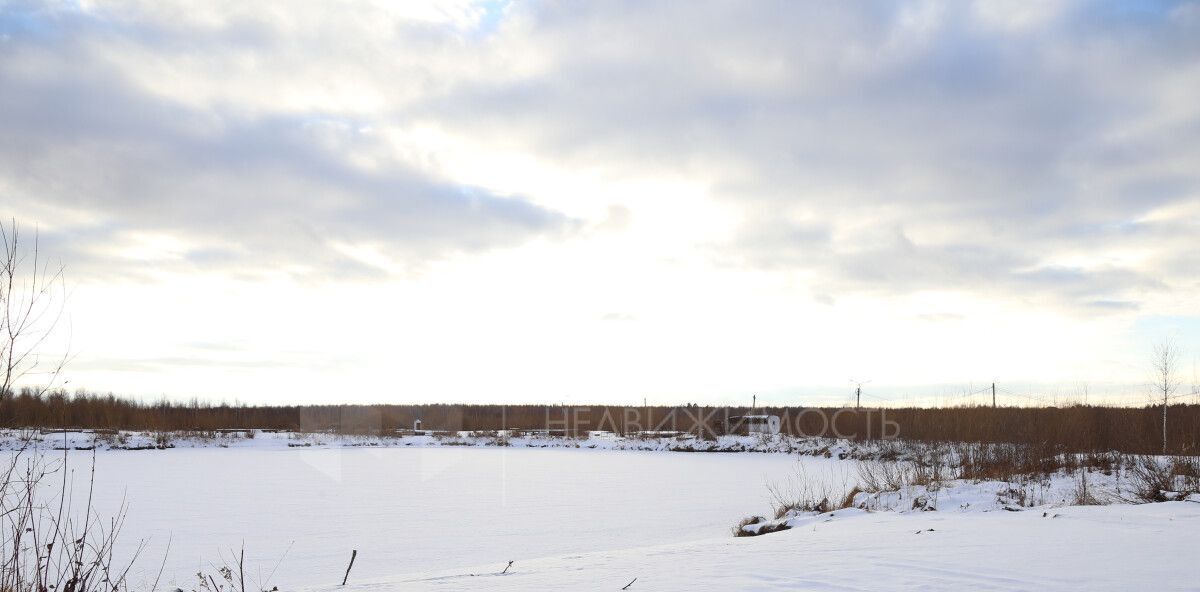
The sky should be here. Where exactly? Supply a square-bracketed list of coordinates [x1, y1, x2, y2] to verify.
[1, 0, 1198, 406]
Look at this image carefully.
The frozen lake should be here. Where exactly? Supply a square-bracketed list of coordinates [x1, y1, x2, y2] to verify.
[44, 447, 846, 589]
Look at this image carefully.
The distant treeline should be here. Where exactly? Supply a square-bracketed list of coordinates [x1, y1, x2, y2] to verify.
[2, 388, 1198, 455]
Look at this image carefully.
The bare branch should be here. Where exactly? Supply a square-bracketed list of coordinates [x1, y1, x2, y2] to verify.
[0, 219, 69, 402]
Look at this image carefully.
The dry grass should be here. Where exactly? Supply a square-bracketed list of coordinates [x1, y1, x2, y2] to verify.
[731, 516, 766, 537]
[766, 463, 861, 518]
[731, 516, 791, 537]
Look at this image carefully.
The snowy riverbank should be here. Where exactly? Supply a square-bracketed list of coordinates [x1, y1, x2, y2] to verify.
[312, 501, 1200, 591]
[1, 428, 857, 454]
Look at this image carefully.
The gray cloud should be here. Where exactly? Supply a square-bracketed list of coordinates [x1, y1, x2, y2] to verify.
[425, 1, 1200, 310]
[0, 3, 573, 280]
[1, 0, 1197, 311]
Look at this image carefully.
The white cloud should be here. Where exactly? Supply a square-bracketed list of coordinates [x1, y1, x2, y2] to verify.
[1, 0, 1197, 403]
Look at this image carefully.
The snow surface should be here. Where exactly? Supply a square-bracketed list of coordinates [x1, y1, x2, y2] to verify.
[317, 502, 1199, 591]
[5, 430, 1197, 591]
[28, 442, 829, 590]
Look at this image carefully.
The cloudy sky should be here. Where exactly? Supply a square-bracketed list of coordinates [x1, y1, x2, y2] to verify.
[2, 0, 1198, 406]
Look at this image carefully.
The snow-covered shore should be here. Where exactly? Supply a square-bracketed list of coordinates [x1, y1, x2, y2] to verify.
[0, 428, 856, 454]
[305, 501, 1200, 591]
[9, 429, 1197, 512]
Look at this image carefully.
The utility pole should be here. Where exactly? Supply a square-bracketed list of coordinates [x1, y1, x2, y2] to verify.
[752, 393, 756, 411]
[992, 382, 996, 409]
[850, 379, 869, 410]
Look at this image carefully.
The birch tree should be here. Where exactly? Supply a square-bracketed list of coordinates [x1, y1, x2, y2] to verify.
[1151, 339, 1181, 453]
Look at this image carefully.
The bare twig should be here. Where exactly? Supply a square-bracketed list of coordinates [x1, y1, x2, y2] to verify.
[1, 219, 69, 402]
[261, 539, 294, 591]
[2, 445, 139, 592]
[150, 535, 173, 592]
[341, 549, 357, 586]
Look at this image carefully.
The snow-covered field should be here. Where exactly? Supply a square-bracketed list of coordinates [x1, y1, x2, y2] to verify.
[34, 442, 827, 590]
[5, 430, 1197, 591]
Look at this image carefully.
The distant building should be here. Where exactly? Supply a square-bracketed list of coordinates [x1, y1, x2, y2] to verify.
[726, 414, 781, 435]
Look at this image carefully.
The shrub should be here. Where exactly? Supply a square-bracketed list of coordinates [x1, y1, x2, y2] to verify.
[857, 460, 909, 492]
[1125, 455, 1200, 503]
[1, 444, 139, 592]
[1071, 471, 1102, 506]
[1125, 456, 1173, 502]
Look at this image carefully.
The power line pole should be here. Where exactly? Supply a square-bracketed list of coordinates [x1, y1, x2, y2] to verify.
[850, 379, 869, 410]
[752, 393, 756, 411]
[992, 382, 996, 409]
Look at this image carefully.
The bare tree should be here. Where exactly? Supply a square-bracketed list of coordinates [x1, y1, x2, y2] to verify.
[1151, 339, 1181, 453]
[0, 219, 67, 402]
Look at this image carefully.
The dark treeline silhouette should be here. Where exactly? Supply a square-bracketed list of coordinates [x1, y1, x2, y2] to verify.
[1, 388, 1197, 455]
